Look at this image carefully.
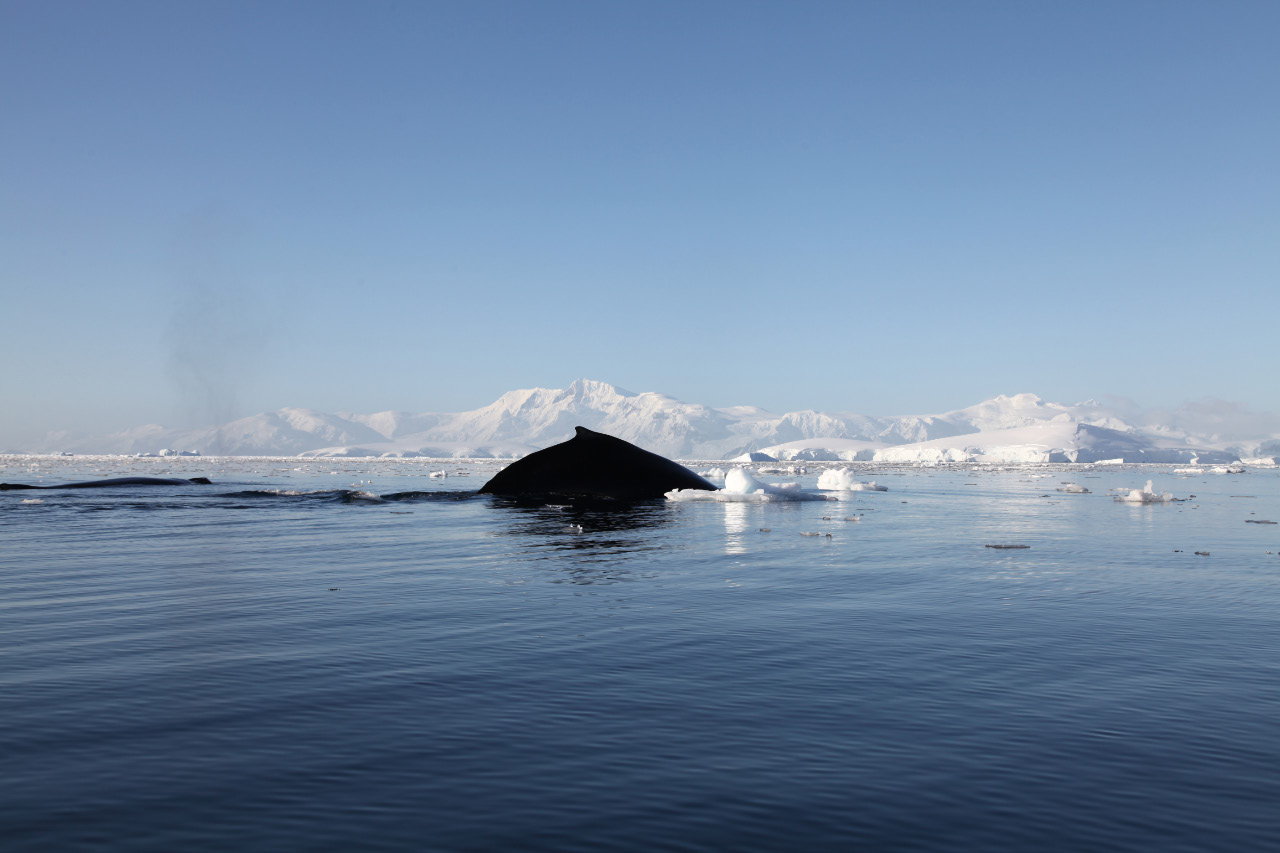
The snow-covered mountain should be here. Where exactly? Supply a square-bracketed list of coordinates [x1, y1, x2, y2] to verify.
[13, 380, 1279, 463]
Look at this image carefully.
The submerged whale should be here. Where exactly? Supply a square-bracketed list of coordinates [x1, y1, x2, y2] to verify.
[0, 476, 213, 490]
[479, 426, 715, 502]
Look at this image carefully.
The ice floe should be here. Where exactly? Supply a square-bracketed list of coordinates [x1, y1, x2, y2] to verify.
[666, 467, 826, 502]
[816, 469, 888, 491]
[1113, 480, 1176, 503]
[757, 466, 800, 475]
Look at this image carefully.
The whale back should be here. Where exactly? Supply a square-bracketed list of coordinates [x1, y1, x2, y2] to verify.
[479, 426, 715, 501]
[0, 476, 213, 490]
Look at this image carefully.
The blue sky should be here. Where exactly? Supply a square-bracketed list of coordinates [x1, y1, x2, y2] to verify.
[3, 1, 1277, 443]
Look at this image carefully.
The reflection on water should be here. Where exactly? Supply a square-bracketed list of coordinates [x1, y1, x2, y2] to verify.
[486, 498, 676, 582]
[723, 501, 750, 554]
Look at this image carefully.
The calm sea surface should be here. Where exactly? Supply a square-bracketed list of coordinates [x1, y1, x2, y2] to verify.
[3, 456, 1279, 851]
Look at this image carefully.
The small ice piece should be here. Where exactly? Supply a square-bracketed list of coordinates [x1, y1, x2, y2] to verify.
[1113, 480, 1175, 503]
[762, 465, 807, 475]
[985, 544, 1030, 549]
[20, 498, 44, 504]
[816, 469, 889, 491]
[1056, 483, 1091, 493]
[697, 467, 727, 479]
[429, 470, 447, 478]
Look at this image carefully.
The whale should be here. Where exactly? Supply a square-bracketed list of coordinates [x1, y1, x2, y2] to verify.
[0, 476, 213, 490]
[479, 426, 715, 502]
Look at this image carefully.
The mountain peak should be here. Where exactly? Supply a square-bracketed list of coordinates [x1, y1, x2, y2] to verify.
[565, 378, 635, 398]
[991, 393, 1044, 406]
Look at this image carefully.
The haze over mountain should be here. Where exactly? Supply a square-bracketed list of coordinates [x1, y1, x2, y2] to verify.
[12, 380, 1280, 465]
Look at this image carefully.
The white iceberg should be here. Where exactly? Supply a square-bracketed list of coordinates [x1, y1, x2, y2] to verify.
[1113, 480, 1175, 503]
[816, 469, 888, 491]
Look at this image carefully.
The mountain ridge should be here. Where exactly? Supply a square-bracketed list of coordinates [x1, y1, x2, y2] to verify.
[10, 379, 1279, 463]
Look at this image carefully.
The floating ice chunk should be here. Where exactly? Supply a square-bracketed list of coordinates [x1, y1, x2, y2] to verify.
[1056, 483, 1091, 493]
[817, 470, 854, 490]
[725, 468, 806, 495]
[697, 467, 727, 479]
[816, 469, 888, 491]
[665, 489, 760, 503]
[20, 498, 44, 504]
[666, 467, 827, 502]
[429, 470, 447, 478]
[1114, 480, 1175, 503]
[725, 467, 764, 494]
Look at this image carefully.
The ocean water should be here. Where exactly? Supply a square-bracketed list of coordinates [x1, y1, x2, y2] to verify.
[3, 457, 1279, 851]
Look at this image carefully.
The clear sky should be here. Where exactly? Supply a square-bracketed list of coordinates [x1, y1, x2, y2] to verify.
[3, 1, 1278, 444]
